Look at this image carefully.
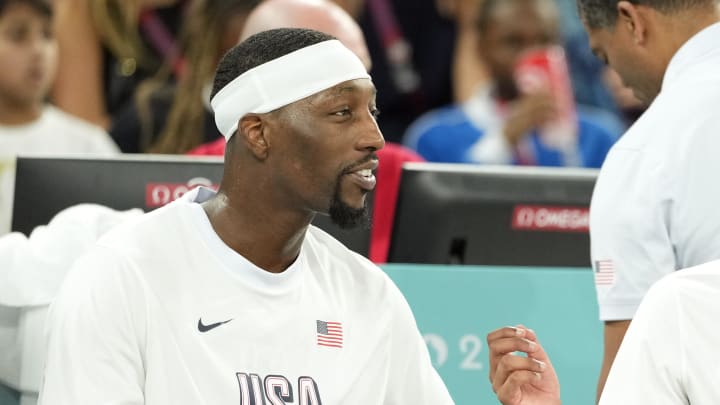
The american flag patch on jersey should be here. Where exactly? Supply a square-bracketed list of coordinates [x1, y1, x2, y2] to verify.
[594, 260, 615, 286]
[316, 320, 343, 348]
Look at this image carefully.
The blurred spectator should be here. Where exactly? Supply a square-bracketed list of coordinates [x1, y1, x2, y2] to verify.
[189, 0, 424, 263]
[334, 0, 456, 143]
[563, 29, 617, 112]
[435, 0, 489, 102]
[444, 0, 625, 120]
[110, 0, 258, 153]
[52, 0, 187, 130]
[243, 0, 371, 68]
[403, 0, 623, 168]
[0, 0, 118, 236]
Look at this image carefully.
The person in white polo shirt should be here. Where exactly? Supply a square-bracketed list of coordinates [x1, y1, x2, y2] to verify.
[39, 28, 454, 404]
[583, 0, 720, 399]
[484, 1, 720, 404]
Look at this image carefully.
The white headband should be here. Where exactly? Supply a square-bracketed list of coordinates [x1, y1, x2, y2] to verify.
[211, 40, 370, 140]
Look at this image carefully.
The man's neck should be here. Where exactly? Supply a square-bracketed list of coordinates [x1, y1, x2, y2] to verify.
[659, 7, 720, 65]
[0, 99, 42, 126]
[202, 190, 313, 274]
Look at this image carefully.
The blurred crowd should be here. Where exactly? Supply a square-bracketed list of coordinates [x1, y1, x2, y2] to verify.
[0, 0, 645, 235]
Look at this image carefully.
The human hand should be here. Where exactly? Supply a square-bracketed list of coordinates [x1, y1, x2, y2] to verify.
[502, 92, 557, 146]
[487, 326, 561, 405]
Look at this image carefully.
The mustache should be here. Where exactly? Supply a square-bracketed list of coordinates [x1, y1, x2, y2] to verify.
[341, 153, 379, 175]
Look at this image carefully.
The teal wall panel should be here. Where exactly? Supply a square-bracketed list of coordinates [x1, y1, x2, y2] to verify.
[383, 265, 602, 405]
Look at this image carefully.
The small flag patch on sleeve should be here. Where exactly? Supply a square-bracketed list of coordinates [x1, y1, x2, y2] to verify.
[316, 320, 343, 348]
[594, 260, 615, 286]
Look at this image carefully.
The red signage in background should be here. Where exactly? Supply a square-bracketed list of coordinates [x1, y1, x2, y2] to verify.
[145, 177, 219, 208]
[512, 205, 589, 232]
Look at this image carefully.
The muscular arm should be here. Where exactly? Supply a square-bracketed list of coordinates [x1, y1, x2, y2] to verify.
[52, 0, 109, 128]
[596, 320, 631, 403]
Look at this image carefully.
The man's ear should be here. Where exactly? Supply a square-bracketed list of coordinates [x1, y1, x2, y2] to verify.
[617, 1, 647, 46]
[238, 114, 269, 160]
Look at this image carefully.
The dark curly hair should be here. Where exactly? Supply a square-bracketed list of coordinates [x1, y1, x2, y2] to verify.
[577, 0, 717, 28]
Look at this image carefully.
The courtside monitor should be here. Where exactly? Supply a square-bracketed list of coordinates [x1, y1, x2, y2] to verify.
[388, 163, 598, 266]
[11, 156, 371, 256]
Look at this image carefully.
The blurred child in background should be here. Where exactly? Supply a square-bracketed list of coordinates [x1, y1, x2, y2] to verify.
[0, 0, 118, 237]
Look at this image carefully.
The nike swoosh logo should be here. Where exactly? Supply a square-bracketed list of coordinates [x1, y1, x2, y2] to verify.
[198, 318, 233, 333]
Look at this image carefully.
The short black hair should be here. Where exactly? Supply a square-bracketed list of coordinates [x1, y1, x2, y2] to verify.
[211, 28, 337, 100]
[476, 0, 556, 33]
[0, 0, 52, 18]
[577, 0, 717, 28]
